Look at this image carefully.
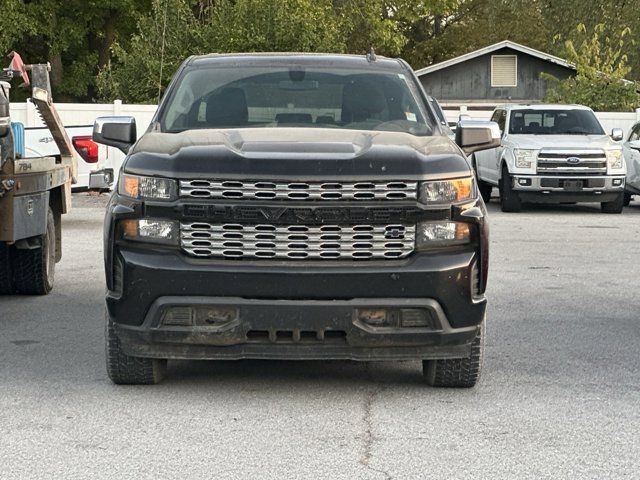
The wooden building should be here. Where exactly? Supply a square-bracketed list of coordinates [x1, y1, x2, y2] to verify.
[415, 41, 576, 108]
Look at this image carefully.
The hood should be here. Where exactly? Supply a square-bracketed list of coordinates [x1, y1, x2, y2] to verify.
[507, 134, 619, 151]
[125, 128, 471, 181]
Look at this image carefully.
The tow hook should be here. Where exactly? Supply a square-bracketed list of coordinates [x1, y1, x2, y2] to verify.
[0, 179, 15, 197]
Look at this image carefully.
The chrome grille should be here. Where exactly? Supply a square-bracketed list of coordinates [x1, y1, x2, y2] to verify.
[181, 223, 415, 260]
[537, 150, 607, 175]
[179, 180, 418, 201]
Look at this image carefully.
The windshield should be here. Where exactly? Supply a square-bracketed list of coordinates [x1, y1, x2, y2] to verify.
[508, 109, 605, 135]
[160, 65, 433, 136]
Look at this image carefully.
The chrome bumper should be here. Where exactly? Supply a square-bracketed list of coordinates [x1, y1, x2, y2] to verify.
[511, 174, 625, 192]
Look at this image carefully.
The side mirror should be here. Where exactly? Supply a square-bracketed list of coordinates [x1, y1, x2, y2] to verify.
[629, 140, 640, 152]
[455, 120, 501, 155]
[611, 128, 624, 142]
[93, 116, 136, 154]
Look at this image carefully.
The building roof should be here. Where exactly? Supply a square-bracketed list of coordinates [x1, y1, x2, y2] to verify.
[415, 40, 575, 77]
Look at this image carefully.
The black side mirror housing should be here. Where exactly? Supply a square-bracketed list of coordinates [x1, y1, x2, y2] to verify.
[93, 116, 137, 154]
[455, 120, 501, 155]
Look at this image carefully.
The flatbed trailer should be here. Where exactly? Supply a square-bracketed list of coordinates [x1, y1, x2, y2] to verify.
[0, 55, 77, 295]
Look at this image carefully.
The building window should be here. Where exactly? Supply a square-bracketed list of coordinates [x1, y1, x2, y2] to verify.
[491, 55, 517, 87]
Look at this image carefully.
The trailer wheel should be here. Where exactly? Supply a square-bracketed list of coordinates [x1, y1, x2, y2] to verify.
[0, 242, 13, 294]
[601, 193, 625, 214]
[11, 207, 56, 295]
[106, 311, 167, 385]
[423, 320, 484, 388]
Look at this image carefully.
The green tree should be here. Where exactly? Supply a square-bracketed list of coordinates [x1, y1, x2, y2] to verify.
[399, 0, 550, 69]
[0, 0, 151, 101]
[97, 0, 412, 103]
[543, 24, 640, 111]
[97, 0, 205, 103]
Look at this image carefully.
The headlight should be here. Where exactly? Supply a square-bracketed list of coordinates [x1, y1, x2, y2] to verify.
[419, 177, 475, 205]
[120, 218, 179, 245]
[606, 149, 624, 170]
[514, 149, 538, 168]
[119, 174, 177, 200]
[416, 221, 471, 249]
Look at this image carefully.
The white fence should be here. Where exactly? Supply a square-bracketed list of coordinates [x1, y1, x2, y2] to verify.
[443, 106, 640, 137]
[10, 100, 640, 139]
[10, 100, 158, 135]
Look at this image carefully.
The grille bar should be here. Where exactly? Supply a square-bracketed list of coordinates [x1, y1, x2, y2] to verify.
[181, 223, 415, 260]
[180, 180, 418, 201]
[537, 150, 607, 175]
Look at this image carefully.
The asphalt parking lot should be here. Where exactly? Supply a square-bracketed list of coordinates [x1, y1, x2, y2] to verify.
[1, 193, 639, 479]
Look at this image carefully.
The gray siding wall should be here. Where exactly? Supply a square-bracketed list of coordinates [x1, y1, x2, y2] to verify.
[418, 47, 574, 102]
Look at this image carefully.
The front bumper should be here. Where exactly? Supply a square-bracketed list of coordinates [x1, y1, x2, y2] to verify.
[511, 174, 625, 202]
[114, 296, 480, 361]
[107, 248, 485, 361]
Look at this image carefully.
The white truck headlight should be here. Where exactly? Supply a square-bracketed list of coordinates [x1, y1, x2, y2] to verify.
[121, 218, 179, 245]
[418, 177, 475, 205]
[606, 149, 624, 170]
[416, 221, 471, 249]
[514, 149, 538, 168]
[119, 174, 177, 200]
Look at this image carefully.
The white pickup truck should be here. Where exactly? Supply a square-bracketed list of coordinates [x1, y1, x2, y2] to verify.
[623, 120, 640, 205]
[473, 104, 626, 213]
[24, 125, 116, 190]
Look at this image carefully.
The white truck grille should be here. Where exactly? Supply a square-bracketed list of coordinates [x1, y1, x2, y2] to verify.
[537, 150, 607, 175]
[179, 180, 418, 201]
[181, 223, 415, 260]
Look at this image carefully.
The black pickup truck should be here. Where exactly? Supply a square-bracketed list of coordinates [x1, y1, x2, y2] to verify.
[94, 53, 500, 387]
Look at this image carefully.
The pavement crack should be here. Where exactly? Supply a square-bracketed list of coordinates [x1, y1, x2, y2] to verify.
[359, 369, 392, 480]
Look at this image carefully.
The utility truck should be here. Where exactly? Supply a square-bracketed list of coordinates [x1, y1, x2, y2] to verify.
[0, 53, 77, 294]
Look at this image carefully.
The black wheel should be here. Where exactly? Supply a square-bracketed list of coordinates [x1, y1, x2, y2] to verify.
[11, 207, 56, 295]
[106, 311, 167, 385]
[471, 155, 493, 203]
[623, 192, 632, 207]
[0, 242, 13, 294]
[499, 166, 522, 212]
[478, 180, 493, 203]
[423, 321, 484, 388]
[601, 193, 625, 214]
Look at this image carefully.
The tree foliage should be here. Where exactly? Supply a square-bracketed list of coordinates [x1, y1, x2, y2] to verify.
[543, 24, 640, 112]
[0, 0, 639, 108]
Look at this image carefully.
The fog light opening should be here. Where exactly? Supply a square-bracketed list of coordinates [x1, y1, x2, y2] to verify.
[399, 308, 434, 328]
[162, 307, 194, 327]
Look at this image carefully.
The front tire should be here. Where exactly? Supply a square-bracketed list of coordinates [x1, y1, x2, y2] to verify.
[601, 193, 625, 214]
[471, 155, 492, 203]
[623, 192, 632, 207]
[423, 321, 485, 388]
[0, 242, 13, 294]
[478, 181, 493, 203]
[106, 311, 167, 385]
[499, 166, 522, 212]
[11, 207, 56, 295]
